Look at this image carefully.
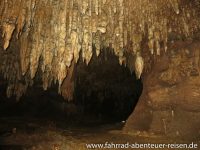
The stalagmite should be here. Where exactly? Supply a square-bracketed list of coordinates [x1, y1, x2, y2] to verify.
[0, 0, 199, 100]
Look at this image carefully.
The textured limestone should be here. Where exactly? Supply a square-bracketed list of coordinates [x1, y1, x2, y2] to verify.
[0, 0, 200, 99]
[124, 41, 200, 139]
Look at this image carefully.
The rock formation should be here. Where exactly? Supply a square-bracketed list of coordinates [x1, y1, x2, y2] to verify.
[0, 0, 199, 100]
[0, 0, 200, 139]
[124, 40, 200, 139]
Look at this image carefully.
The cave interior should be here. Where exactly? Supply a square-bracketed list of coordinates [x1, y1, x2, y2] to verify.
[0, 0, 200, 149]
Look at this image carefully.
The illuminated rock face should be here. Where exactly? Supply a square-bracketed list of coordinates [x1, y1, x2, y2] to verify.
[0, 0, 200, 100]
[124, 41, 200, 139]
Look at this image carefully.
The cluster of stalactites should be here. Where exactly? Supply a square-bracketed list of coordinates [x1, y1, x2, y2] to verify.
[0, 0, 199, 100]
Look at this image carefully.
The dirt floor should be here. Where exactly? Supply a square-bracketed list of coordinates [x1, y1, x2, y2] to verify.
[0, 117, 199, 150]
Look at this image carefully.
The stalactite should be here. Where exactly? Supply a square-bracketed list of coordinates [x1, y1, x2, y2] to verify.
[60, 60, 75, 101]
[0, 0, 199, 100]
[2, 23, 15, 50]
[135, 52, 144, 79]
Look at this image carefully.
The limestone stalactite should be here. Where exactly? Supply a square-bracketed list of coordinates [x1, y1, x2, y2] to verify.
[0, 0, 199, 100]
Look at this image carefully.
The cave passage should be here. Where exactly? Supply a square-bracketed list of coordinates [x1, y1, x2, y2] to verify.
[74, 49, 143, 123]
[0, 49, 143, 125]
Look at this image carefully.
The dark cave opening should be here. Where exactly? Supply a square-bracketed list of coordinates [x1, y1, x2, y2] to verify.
[74, 49, 143, 123]
[0, 49, 143, 126]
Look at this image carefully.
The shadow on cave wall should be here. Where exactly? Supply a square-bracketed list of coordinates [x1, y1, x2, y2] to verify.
[0, 48, 143, 125]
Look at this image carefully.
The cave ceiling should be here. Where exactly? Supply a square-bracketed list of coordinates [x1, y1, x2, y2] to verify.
[0, 0, 199, 100]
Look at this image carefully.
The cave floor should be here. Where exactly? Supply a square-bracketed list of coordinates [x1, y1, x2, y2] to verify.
[0, 117, 199, 150]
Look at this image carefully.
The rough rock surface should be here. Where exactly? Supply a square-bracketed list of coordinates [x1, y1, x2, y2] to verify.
[124, 40, 200, 139]
[0, 0, 200, 100]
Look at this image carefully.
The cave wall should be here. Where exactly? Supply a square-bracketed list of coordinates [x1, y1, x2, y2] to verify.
[124, 40, 200, 139]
